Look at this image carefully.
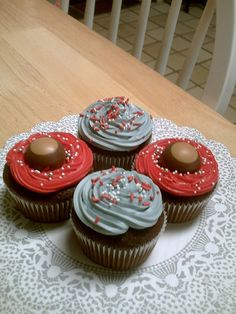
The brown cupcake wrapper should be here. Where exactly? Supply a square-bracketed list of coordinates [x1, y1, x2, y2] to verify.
[71, 212, 167, 270]
[164, 195, 211, 223]
[93, 152, 135, 171]
[7, 190, 72, 222]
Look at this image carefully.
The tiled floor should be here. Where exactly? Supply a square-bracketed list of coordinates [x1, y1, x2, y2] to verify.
[58, 0, 236, 124]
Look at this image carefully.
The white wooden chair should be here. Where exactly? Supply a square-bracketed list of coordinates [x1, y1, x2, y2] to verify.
[59, 0, 236, 115]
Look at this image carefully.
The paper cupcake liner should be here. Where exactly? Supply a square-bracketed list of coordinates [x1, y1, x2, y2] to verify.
[93, 152, 135, 171]
[7, 190, 72, 222]
[163, 194, 211, 223]
[71, 212, 167, 271]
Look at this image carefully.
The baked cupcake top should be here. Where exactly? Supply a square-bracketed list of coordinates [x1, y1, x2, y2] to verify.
[135, 138, 219, 197]
[78, 96, 153, 151]
[6, 132, 93, 194]
[73, 167, 163, 235]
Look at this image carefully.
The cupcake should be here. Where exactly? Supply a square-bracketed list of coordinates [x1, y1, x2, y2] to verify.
[71, 167, 166, 270]
[135, 138, 219, 223]
[78, 96, 153, 170]
[3, 132, 93, 222]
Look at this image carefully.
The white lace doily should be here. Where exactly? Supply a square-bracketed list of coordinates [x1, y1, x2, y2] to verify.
[0, 116, 235, 314]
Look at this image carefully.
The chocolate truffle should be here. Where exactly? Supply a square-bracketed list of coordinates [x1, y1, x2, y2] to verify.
[24, 137, 65, 171]
[159, 142, 201, 173]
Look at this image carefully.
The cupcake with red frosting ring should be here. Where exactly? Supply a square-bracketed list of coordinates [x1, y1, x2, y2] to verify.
[135, 138, 219, 223]
[3, 132, 93, 222]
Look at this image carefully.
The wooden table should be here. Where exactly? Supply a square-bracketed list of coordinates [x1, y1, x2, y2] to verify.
[0, 0, 235, 156]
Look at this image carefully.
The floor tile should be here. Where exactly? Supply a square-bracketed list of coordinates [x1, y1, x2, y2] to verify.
[202, 42, 215, 53]
[141, 51, 154, 63]
[116, 38, 132, 51]
[181, 48, 212, 63]
[172, 36, 190, 51]
[147, 28, 165, 41]
[189, 7, 204, 18]
[175, 22, 194, 35]
[191, 65, 209, 85]
[224, 105, 236, 124]
[118, 23, 136, 37]
[167, 53, 186, 71]
[187, 86, 204, 99]
[143, 41, 162, 58]
[229, 94, 236, 110]
[125, 34, 156, 46]
[150, 14, 167, 27]
[120, 10, 138, 23]
[201, 60, 212, 70]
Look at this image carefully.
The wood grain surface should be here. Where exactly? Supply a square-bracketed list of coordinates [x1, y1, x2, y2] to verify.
[0, 0, 235, 156]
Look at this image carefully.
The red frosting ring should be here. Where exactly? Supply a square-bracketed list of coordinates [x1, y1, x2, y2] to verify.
[135, 138, 219, 197]
[6, 132, 93, 194]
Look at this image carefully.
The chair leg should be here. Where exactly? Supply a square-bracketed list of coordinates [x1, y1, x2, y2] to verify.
[132, 0, 152, 60]
[108, 0, 122, 43]
[202, 0, 236, 114]
[60, 0, 70, 13]
[177, 0, 215, 90]
[84, 0, 96, 29]
[155, 0, 182, 75]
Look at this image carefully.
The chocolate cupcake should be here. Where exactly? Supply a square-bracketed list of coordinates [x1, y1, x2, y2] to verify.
[135, 138, 219, 223]
[3, 132, 93, 222]
[71, 167, 166, 270]
[78, 96, 153, 170]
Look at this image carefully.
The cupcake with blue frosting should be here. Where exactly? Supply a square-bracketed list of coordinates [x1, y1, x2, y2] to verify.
[78, 96, 153, 170]
[71, 167, 166, 270]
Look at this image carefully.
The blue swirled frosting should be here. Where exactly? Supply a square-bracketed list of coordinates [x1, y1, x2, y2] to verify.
[78, 97, 153, 151]
[73, 168, 163, 235]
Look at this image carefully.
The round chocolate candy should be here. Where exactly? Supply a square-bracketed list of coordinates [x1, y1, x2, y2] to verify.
[159, 142, 201, 173]
[24, 137, 65, 171]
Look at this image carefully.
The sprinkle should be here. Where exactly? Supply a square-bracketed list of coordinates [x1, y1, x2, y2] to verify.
[111, 165, 116, 172]
[135, 111, 144, 116]
[91, 196, 100, 203]
[141, 182, 152, 191]
[130, 193, 134, 202]
[138, 195, 143, 203]
[79, 113, 84, 117]
[99, 180, 104, 186]
[127, 176, 133, 182]
[143, 201, 150, 206]
[91, 177, 100, 185]
[94, 216, 100, 224]
[150, 195, 154, 201]
[134, 177, 140, 185]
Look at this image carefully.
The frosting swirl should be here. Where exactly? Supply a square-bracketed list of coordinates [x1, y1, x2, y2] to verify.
[78, 96, 153, 151]
[6, 132, 93, 194]
[135, 138, 219, 197]
[73, 168, 163, 235]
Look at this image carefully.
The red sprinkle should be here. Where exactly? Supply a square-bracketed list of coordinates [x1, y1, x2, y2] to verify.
[79, 113, 84, 117]
[138, 195, 143, 203]
[134, 177, 140, 185]
[99, 180, 104, 186]
[149, 195, 154, 201]
[135, 111, 144, 116]
[130, 193, 134, 202]
[91, 177, 100, 185]
[92, 196, 100, 203]
[127, 176, 133, 182]
[143, 201, 150, 206]
[141, 182, 152, 191]
[94, 216, 100, 224]
[111, 165, 116, 172]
